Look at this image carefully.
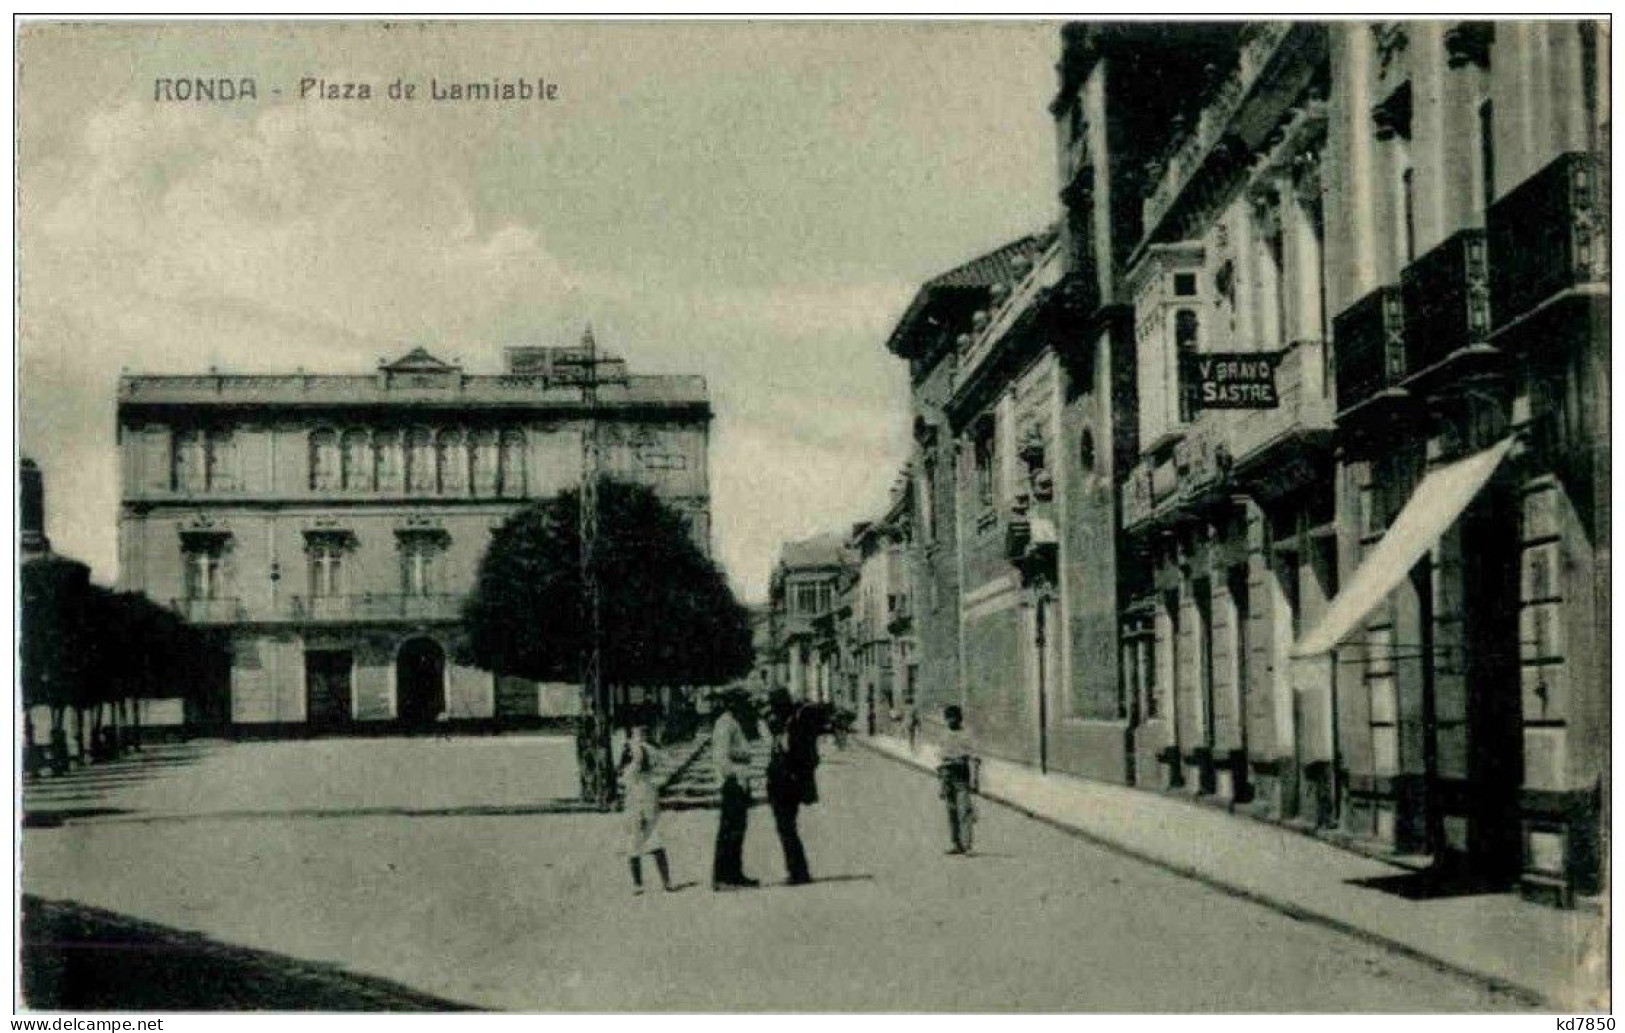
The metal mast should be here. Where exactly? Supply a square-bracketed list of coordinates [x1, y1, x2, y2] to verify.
[571, 324, 618, 809]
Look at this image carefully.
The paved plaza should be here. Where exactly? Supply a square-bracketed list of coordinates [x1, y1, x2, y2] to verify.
[24, 736, 1536, 1011]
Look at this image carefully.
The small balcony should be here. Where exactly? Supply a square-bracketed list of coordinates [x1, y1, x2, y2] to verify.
[886, 596, 913, 636]
[1332, 284, 1407, 416]
[1401, 228, 1494, 376]
[1488, 151, 1609, 331]
[284, 593, 465, 623]
[169, 596, 244, 625]
[1223, 339, 1335, 470]
[1174, 425, 1227, 501]
[1121, 461, 1156, 531]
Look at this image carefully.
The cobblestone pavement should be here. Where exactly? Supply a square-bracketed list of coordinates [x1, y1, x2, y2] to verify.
[22, 736, 1531, 1011]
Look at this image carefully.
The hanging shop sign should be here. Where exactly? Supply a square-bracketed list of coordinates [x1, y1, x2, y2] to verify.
[1183, 351, 1283, 409]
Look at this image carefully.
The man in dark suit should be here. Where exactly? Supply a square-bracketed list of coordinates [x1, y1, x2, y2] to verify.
[766, 690, 818, 886]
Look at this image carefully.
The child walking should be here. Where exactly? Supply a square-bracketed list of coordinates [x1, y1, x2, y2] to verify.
[620, 723, 675, 894]
[937, 705, 978, 855]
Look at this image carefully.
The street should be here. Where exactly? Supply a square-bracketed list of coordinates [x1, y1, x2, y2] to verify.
[23, 736, 1527, 1011]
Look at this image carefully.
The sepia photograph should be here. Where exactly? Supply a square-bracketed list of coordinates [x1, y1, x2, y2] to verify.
[13, 15, 1612, 1016]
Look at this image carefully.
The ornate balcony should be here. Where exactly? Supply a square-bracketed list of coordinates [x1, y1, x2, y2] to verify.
[169, 596, 244, 625]
[1175, 426, 1227, 502]
[1488, 151, 1610, 331]
[1121, 461, 1156, 531]
[284, 593, 464, 623]
[1401, 228, 1494, 376]
[1332, 284, 1407, 416]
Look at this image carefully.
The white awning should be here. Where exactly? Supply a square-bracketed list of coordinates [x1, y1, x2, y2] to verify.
[1292, 436, 1517, 658]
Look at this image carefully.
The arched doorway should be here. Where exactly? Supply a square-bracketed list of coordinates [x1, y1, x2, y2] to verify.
[396, 637, 446, 728]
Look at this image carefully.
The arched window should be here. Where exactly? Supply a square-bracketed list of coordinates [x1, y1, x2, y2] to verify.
[309, 429, 339, 491]
[499, 430, 526, 497]
[469, 429, 498, 496]
[341, 430, 371, 491]
[437, 429, 467, 494]
[406, 428, 435, 493]
[374, 431, 403, 492]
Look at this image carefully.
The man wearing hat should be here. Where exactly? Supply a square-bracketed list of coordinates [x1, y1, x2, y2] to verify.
[710, 689, 759, 890]
[766, 689, 817, 886]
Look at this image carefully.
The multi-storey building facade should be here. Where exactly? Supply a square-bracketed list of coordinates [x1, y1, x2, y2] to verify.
[767, 532, 853, 702]
[116, 344, 712, 734]
[850, 484, 914, 736]
[1316, 20, 1608, 902]
[875, 19, 1605, 907]
[1109, 20, 1606, 903]
[884, 235, 1048, 752]
[1118, 23, 1337, 816]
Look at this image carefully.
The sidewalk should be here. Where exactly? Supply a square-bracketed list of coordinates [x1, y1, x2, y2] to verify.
[864, 733, 1607, 1011]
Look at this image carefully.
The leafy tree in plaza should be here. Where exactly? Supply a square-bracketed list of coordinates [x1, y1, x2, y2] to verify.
[22, 563, 222, 773]
[464, 478, 755, 692]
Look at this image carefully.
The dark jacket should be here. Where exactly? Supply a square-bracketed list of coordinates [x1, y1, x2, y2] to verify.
[767, 704, 820, 804]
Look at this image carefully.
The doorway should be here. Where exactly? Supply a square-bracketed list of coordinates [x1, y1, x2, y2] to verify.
[397, 637, 447, 728]
[305, 650, 354, 731]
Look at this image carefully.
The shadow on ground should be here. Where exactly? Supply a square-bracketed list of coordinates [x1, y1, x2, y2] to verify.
[21, 896, 475, 1011]
[1346, 868, 1515, 901]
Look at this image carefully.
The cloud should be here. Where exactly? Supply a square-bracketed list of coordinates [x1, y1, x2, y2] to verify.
[19, 95, 915, 599]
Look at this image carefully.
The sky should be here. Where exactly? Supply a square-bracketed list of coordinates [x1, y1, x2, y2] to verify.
[18, 20, 1060, 602]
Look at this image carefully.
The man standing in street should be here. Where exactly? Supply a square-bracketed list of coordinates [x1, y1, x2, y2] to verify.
[711, 690, 759, 890]
[765, 690, 816, 886]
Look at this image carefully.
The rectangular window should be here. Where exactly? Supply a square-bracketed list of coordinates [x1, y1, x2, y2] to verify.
[308, 539, 345, 598]
[1401, 167, 1416, 264]
[1478, 100, 1495, 211]
[920, 457, 938, 543]
[184, 546, 221, 600]
[972, 416, 997, 510]
[1175, 309, 1200, 423]
[399, 534, 438, 596]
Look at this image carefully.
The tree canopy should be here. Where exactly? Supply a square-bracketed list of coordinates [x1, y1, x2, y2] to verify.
[463, 478, 754, 688]
[21, 559, 222, 713]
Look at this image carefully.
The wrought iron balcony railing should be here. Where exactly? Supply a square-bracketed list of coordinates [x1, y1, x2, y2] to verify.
[1401, 228, 1492, 373]
[1488, 151, 1609, 330]
[169, 596, 244, 624]
[1332, 284, 1407, 415]
[284, 593, 464, 623]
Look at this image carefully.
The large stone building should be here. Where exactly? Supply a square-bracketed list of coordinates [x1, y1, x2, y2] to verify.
[116, 342, 712, 734]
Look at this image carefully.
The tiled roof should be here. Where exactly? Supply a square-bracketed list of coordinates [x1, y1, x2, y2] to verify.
[921, 231, 1055, 290]
[778, 532, 853, 571]
[885, 229, 1058, 357]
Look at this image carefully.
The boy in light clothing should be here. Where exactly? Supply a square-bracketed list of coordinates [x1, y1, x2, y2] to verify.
[936, 705, 977, 855]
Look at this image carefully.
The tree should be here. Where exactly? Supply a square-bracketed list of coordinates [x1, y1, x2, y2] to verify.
[464, 479, 754, 793]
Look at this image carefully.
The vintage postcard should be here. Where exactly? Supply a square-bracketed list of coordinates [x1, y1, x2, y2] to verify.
[14, 17, 1610, 1016]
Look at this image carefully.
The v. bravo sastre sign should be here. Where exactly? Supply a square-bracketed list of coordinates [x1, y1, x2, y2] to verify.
[1182, 352, 1282, 409]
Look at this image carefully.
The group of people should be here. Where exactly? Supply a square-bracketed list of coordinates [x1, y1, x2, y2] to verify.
[617, 691, 980, 895]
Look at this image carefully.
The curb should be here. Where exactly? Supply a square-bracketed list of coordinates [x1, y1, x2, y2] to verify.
[857, 737, 1553, 1010]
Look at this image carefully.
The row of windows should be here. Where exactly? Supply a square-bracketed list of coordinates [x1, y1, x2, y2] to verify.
[181, 532, 449, 601]
[791, 581, 834, 617]
[309, 428, 528, 496]
[166, 427, 533, 496]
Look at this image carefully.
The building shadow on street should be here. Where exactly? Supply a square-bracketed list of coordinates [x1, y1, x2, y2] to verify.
[1345, 868, 1515, 901]
[21, 896, 476, 1011]
[24, 798, 607, 830]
